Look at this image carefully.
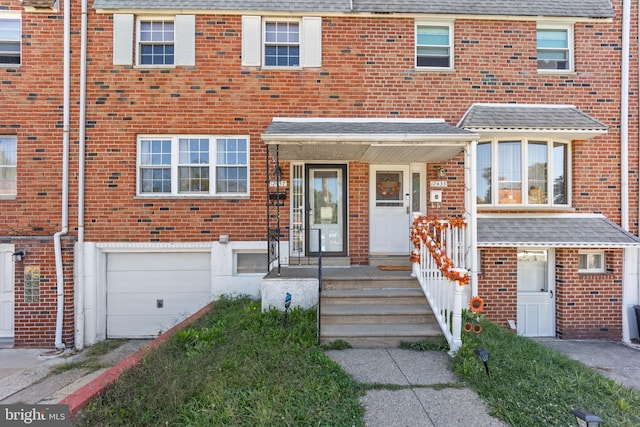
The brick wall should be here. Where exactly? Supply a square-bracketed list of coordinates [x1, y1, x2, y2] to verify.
[477, 248, 518, 328]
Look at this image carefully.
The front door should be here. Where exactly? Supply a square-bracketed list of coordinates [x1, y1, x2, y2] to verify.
[306, 165, 347, 256]
[369, 165, 411, 255]
[517, 249, 555, 336]
[0, 245, 14, 339]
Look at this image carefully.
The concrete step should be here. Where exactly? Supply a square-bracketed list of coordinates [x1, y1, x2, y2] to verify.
[321, 323, 442, 348]
[322, 288, 426, 305]
[320, 303, 433, 324]
[323, 277, 420, 290]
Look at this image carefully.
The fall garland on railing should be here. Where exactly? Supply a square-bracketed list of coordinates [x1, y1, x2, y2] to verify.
[409, 215, 470, 285]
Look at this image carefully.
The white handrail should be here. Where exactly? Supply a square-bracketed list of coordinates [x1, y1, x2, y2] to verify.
[410, 217, 470, 354]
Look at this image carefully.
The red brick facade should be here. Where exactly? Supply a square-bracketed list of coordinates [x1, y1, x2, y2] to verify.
[1, 0, 638, 346]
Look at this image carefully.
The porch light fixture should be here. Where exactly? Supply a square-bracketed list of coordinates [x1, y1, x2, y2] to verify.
[474, 347, 490, 377]
[570, 410, 604, 427]
[12, 249, 26, 262]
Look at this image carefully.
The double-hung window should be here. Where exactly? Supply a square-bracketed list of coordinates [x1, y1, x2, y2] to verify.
[537, 25, 573, 72]
[0, 136, 17, 196]
[138, 19, 175, 66]
[264, 21, 300, 67]
[477, 139, 569, 206]
[0, 15, 21, 66]
[416, 23, 453, 69]
[138, 135, 249, 197]
[241, 16, 322, 68]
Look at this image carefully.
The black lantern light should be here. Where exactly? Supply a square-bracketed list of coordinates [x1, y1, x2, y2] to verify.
[570, 410, 604, 427]
[474, 347, 490, 377]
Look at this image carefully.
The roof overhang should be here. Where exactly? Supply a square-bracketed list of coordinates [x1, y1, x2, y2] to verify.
[458, 104, 609, 141]
[262, 118, 479, 162]
[478, 214, 640, 248]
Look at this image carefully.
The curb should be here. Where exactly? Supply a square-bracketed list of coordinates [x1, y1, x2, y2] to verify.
[59, 303, 214, 416]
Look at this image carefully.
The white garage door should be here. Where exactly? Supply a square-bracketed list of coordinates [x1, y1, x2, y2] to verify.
[106, 252, 211, 338]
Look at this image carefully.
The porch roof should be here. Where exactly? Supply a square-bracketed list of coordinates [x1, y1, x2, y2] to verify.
[458, 104, 609, 140]
[262, 118, 479, 162]
[477, 214, 640, 248]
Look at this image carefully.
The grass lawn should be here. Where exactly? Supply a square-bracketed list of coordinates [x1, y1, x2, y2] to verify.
[73, 297, 640, 426]
[73, 296, 363, 426]
[454, 313, 640, 426]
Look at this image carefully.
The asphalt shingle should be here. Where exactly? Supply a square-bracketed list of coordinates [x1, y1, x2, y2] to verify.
[264, 119, 475, 136]
[91, 0, 615, 19]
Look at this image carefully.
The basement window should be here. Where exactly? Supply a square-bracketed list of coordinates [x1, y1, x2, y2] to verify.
[578, 251, 604, 274]
[235, 252, 268, 274]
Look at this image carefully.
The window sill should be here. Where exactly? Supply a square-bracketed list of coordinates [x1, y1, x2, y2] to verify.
[477, 205, 575, 212]
[135, 195, 250, 200]
[415, 67, 454, 72]
[537, 70, 576, 75]
[0, 195, 17, 200]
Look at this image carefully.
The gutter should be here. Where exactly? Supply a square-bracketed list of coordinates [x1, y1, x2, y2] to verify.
[74, 0, 88, 350]
[54, 0, 71, 350]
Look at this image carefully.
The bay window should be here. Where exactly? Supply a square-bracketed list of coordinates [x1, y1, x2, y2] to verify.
[477, 139, 568, 206]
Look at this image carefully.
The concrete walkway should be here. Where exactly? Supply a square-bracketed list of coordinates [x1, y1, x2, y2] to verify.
[326, 348, 507, 427]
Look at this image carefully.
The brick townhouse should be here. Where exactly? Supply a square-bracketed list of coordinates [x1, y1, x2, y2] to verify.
[1, 0, 640, 349]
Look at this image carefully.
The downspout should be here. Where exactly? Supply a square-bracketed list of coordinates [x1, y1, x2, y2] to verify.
[75, 0, 88, 350]
[620, 0, 632, 343]
[54, 0, 71, 350]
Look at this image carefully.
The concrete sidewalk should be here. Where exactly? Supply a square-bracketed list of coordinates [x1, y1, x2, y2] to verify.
[326, 349, 507, 427]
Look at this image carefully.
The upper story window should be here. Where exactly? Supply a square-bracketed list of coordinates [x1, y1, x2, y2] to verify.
[0, 16, 21, 66]
[537, 25, 573, 72]
[0, 136, 17, 196]
[138, 19, 174, 66]
[477, 139, 569, 207]
[112, 14, 195, 67]
[264, 21, 300, 67]
[242, 16, 321, 68]
[137, 135, 249, 197]
[416, 22, 453, 70]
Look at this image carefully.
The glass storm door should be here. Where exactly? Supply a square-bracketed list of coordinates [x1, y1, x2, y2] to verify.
[517, 249, 555, 337]
[306, 165, 347, 256]
[369, 165, 411, 254]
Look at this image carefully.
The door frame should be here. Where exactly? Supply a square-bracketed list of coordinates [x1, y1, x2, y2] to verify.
[516, 248, 556, 337]
[305, 164, 348, 257]
[0, 244, 15, 340]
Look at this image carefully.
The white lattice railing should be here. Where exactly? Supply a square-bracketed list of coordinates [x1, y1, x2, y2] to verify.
[410, 216, 471, 354]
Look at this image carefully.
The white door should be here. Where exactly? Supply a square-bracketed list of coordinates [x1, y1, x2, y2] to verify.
[106, 252, 211, 338]
[0, 245, 14, 339]
[369, 165, 411, 254]
[517, 249, 555, 336]
[306, 165, 347, 256]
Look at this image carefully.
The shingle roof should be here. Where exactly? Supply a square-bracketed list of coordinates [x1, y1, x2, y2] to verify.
[91, 0, 615, 19]
[458, 104, 608, 131]
[264, 118, 475, 137]
[478, 215, 640, 248]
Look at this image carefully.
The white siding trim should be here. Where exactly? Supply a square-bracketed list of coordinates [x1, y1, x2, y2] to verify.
[242, 15, 262, 67]
[301, 17, 322, 68]
[175, 15, 196, 66]
[113, 14, 134, 65]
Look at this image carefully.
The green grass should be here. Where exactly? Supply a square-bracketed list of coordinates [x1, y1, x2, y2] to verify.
[50, 339, 127, 375]
[73, 296, 363, 426]
[453, 315, 640, 426]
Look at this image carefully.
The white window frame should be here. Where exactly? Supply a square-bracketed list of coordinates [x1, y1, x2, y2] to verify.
[415, 20, 454, 70]
[113, 14, 195, 67]
[263, 18, 301, 68]
[242, 16, 322, 68]
[537, 23, 574, 73]
[137, 16, 176, 67]
[578, 250, 605, 273]
[0, 12, 21, 67]
[136, 135, 250, 198]
[477, 137, 571, 207]
[0, 135, 17, 197]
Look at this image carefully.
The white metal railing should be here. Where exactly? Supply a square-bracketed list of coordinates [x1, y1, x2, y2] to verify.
[410, 216, 471, 354]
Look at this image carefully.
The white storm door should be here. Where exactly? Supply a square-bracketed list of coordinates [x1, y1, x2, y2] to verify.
[307, 165, 347, 256]
[0, 245, 14, 339]
[369, 165, 411, 255]
[517, 249, 555, 337]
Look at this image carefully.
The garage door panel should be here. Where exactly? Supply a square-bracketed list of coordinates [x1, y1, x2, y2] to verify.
[107, 292, 210, 316]
[108, 252, 210, 271]
[107, 270, 210, 294]
[106, 252, 211, 338]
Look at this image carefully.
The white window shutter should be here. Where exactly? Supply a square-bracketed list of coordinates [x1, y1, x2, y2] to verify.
[113, 14, 134, 65]
[175, 15, 196, 66]
[301, 17, 322, 68]
[242, 16, 261, 67]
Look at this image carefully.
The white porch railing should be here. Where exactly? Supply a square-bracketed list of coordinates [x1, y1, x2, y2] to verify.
[410, 216, 471, 354]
